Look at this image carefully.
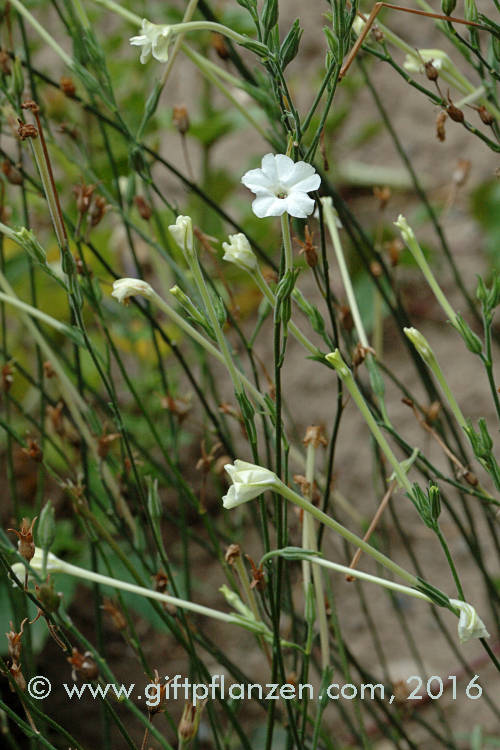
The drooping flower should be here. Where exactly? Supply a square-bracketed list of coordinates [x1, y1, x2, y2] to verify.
[222, 233, 257, 272]
[403, 49, 451, 75]
[241, 154, 321, 219]
[450, 599, 490, 644]
[10, 547, 62, 584]
[223, 460, 278, 508]
[112, 278, 154, 305]
[168, 215, 194, 259]
[130, 19, 173, 64]
[403, 327, 435, 367]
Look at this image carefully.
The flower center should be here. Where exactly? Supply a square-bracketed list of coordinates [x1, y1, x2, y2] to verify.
[276, 189, 288, 199]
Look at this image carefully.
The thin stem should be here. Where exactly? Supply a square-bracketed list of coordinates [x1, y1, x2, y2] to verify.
[281, 214, 293, 273]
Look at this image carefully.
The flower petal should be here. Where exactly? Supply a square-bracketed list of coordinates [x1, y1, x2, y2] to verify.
[274, 154, 296, 183]
[260, 153, 279, 183]
[252, 194, 287, 218]
[282, 161, 320, 191]
[284, 191, 316, 218]
[241, 167, 273, 193]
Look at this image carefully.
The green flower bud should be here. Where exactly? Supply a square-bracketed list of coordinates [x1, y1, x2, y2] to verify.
[38, 501, 56, 553]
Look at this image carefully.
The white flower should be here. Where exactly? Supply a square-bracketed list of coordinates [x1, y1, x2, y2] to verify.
[403, 49, 450, 75]
[222, 233, 257, 273]
[223, 460, 278, 509]
[241, 154, 321, 219]
[352, 16, 367, 37]
[10, 547, 62, 584]
[450, 599, 490, 644]
[168, 215, 194, 259]
[130, 19, 173, 64]
[112, 278, 154, 305]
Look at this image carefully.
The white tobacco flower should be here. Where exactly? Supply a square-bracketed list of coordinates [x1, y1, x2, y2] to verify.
[112, 278, 154, 305]
[222, 233, 257, 273]
[241, 153, 321, 219]
[450, 599, 490, 644]
[130, 19, 173, 64]
[403, 49, 450, 75]
[223, 460, 278, 509]
[352, 16, 367, 37]
[168, 215, 194, 259]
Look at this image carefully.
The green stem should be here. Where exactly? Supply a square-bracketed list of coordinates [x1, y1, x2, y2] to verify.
[276, 481, 419, 587]
[281, 214, 293, 273]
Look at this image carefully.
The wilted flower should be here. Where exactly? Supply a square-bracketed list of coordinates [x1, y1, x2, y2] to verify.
[130, 19, 173, 64]
[450, 599, 490, 643]
[111, 278, 154, 305]
[403, 49, 451, 75]
[223, 460, 278, 508]
[168, 215, 194, 259]
[241, 154, 321, 219]
[222, 233, 257, 272]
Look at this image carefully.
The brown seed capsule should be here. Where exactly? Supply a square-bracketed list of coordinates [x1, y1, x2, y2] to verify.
[0, 49, 11, 75]
[298, 226, 318, 268]
[8, 517, 37, 563]
[88, 195, 108, 227]
[370, 260, 383, 277]
[211, 32, 230, 60]
[67, 648, 99, 681]
[225, 544, 241, 565]
[436, 110, 447, 142]
[303, 424, 328, 449]
[43, 360, 56, 378]
[21, 100, 39, 113]
[9, 662, 26, 692]
[246, 555, 265, 591]
[172, 105, 190, 135]
[6, 618, 27, 663]
[477, 105, 495, 126]
[22, 438, 43, 463]
[73, 182, 95, 216]
[17, 121, 38, 140]
[372, 25, 384, 43]
[424, 60, 439, 81]
[134, 195, 152, 220]
[2, 160, 23, 185]
[97, 432, 120, 459]
[101, 599, 127, 631]
[373, 185, 391, 211]
[447, 103, 464, 123]
[60, 76, 76, 97]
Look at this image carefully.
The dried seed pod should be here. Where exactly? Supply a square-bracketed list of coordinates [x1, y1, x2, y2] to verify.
[134, 195, 152, 220]
[17, 121, 38, 140]
[436, 110, 447, 142]
[224, 544, 241, 565]
[67, 648, 99, 681]
[211, 32, 230, 60]
[8, 517, 37, 562]
[101, 599, 127, 631]
[172, 105, 190, 135]
[60, 76, 76, 97]
[424, 60, 439, 81]
[477, 106, 495, 126]
[303, 424, 328, 448]
[6, 618, 28, 663]
[447, 102, 464, 123]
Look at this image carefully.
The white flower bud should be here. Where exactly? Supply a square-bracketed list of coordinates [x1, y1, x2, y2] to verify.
[222, 460, 278, 509]
[222, 233, 257, 273]
[325, 349, 351, 379]
[394, 214, 416, 245]
[111, 278, 154, 305]
[403, 327, 435, 366]
[168, 215, 194, 259]
[450, 599, 490, 643]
